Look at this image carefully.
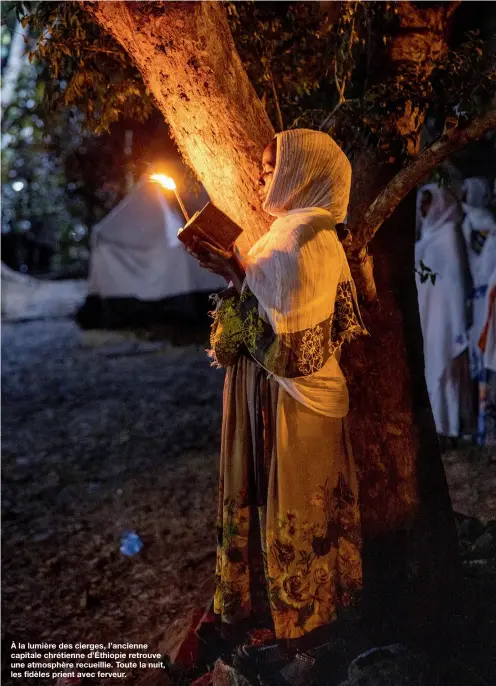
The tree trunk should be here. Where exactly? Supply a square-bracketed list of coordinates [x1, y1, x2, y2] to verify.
[343, 1, 462, 638]
[344, 199, 459, 642]
[84, 0, 462, 640]
[83, 0, 273, 257]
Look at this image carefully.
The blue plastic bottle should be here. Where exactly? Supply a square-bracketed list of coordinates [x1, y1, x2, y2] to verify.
[120, 531, 143, 556]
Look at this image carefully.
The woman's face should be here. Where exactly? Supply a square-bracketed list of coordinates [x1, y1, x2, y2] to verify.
[258, 139, 277, 203]
[420, 190, 433, 218]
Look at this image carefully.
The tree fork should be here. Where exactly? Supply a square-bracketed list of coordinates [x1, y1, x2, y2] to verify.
[356, 110, 496, 248]
[347, 110, 496, 302]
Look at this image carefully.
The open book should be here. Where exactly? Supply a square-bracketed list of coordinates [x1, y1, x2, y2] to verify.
[177, 202, 243, 253]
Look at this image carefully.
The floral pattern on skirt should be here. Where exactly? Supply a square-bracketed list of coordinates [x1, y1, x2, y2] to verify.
[213, 355, 362, 640]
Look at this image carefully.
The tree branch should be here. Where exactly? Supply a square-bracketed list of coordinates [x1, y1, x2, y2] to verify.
[268, 67, 284, 132]
[352, 109, 496, 249]
[446, 0, 462, 19]
[320, 6, 356, 133]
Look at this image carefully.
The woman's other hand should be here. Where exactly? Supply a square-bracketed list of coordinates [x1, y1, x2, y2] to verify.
[186, 240, 234, 280]
[186, 240, 246, 291]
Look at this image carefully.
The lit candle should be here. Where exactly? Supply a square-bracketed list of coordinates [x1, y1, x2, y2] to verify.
[150, 173, 190, 222]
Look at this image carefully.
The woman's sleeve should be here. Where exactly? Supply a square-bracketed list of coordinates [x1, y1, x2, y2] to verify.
[238, 282, 366, 378]
[207, 286, 245, 368]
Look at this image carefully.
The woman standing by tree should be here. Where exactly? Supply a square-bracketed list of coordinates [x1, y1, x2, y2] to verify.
[189, 129, 367, 675]
[415, 185, 472, 443]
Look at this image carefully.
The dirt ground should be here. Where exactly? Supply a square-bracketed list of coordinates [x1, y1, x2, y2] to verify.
[1, 318, 223, 685]
[2, 316, 495, 685]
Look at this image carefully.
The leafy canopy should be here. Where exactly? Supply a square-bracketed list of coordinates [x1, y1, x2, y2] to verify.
[14, 0, 495, 163]
[227, 1, 495, 159]
[16, 0, 153, 134]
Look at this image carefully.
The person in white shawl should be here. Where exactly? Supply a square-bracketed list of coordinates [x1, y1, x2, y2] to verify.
[415, 184, 472, 439]
[478, 265, 496, 447]
[461, 177, 496, 386]
[188, 130, 367, 661]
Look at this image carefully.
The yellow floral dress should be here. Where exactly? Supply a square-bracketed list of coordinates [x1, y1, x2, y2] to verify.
[209, 284, 364, 640]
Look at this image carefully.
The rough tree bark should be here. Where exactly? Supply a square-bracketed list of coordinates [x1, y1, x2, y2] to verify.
[83, 0, 484, 639]
[341, 1, 464, 638]
[83, 0, 273, 257]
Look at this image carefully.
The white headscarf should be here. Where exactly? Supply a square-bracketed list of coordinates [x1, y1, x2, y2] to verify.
[461, 177, 496, 285]
[244, 130, 362, 418]
[416, 184, 461, 242]
[463, 177, 492, 208]
[262, 129, 351, 222]
[416, 183, 466, 295]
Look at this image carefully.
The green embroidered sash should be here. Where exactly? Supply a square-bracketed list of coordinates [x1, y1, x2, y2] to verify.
[208, 282, 366, 378]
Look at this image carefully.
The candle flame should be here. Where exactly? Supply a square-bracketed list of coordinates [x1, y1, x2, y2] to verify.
[150, 173, 177, 190]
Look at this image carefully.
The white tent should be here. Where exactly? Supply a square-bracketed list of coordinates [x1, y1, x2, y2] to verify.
[87, 177, 225, 301]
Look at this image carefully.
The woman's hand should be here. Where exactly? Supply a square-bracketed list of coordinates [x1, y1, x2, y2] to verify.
[187, 240, 246, 292]
[187, 240, 234, 280]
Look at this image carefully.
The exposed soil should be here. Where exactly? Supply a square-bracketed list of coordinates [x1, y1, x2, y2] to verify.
[443, 445, 496, 523]
[1, 319, 223, 685]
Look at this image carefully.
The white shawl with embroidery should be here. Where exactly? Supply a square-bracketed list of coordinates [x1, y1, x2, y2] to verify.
[243, 129, 363, 418]
[462, 177, 496, 280]
[415, 184, 469, 433]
